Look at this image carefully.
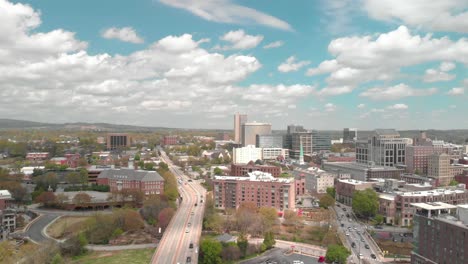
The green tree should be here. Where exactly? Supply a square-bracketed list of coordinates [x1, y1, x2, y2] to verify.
[449, 179, 459, 186]
[259, 207, 278, 233]
[262, 231, 276, 250]
[66, 172, 81, 186]
[200, 238, 223, 264]
[326, 187, 336, 198]
[213, 167, 223, 176]
[237, 234, 248, 257]
[79, 168, 89, 185]
[374, 214, 384, 225]
[352, 189, 379, 219]
[325, 244, 350, 264]
[319, 194, 335, 209]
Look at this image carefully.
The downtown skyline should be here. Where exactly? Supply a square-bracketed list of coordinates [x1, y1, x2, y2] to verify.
[0, 0, 467, 130]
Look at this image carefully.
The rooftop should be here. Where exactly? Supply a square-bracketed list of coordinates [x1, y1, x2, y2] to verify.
[214, 171, 292, 183]
[411, 202, 457, 211]
[374, 129, 400, 137]
[338, 178, 373, 185]
[400, 188, 466, 197]
[98, 169, 164, 182]
[323, 162, 403, 171]
[0, 190, 12, 199]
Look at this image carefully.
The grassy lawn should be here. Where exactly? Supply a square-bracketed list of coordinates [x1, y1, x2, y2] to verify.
[71, 248, 155, 264]
[47, 216, 89, 239]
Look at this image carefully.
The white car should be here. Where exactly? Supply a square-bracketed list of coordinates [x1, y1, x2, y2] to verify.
[186, 229, 189, 233]
[345, 232, 349, 236]
[358, 253, 363, 259]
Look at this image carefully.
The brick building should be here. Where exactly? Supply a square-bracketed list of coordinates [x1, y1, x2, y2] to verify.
[293, 167, 335, 194]
[97, 169, 164, 195]
[230, 162, 281, 177]
[335, 179, 375, 206]
[411, 203, 468, 264]
[213, 171, 295, 212]
[107, 133, 130, 150]
[162, 135, 178, 146]
[0, 190, 12, 210]
[26, 152, 49, 162]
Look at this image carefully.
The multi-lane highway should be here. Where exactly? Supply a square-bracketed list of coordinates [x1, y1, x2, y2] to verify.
[334, 203, 382, 264]
[151, 149, 206, 264]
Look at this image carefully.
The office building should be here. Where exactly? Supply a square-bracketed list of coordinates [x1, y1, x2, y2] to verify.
[241, 122, 271, 146]
[233, 145, 262, 164]
[230, 162, 281, 177]
[97, 169, 165, 195]
[335, 179, 375, 206]
[284, 125, 306, 149]
[234, 113, 247, 144]
[290, 132, 312, 159]
[411, 203, 468, 264]
[343, 128, 357, 143]
[256, 134, 283, 148]
[262, 148, 288, 160]
[213, 171, 295, 211]
[107, 133, 130, 150]
[356, 129, 408, 167]
[312, 130, 331, 152]
[323, 161, 403, 181]
[428, 153, 451, 186]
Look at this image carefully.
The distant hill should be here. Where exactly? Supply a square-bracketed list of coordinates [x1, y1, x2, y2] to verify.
[0, 119, 60, 129]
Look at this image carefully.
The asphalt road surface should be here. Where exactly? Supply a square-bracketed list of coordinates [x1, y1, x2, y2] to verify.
[240, 248, 320, 264]
[26, 213, 59, 243]
[335, 203, 381, 264]
[151, 149, 206, 264]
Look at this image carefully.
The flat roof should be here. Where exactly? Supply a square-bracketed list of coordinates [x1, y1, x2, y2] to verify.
[411, 202, 457, 210]
[215, 171, 292, 183]
[400, 188, 465, 197]
[338, 178, 373, 185]
[323, 162, 402, 171]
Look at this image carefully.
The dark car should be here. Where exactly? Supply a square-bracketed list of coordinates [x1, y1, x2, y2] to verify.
[346, 213, 350, 217]
[186, 256, 192, 263]
[351, 242, 356, 248]
[365, 244, 370, 249]
[342, 208, 347, 211]
[336, 204, 341, 207]
[189, 243, 193, 249]
[370, 254, 377, 259]
[341, 223, 344, 227]
[375, 225, 383, 229]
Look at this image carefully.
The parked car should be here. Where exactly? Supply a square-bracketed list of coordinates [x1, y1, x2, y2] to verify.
[318, 256, 325, 263]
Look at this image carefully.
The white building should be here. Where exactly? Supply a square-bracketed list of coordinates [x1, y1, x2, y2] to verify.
[295, 167, 335, 194]
[262, 148, 289, 160]
[233, 145, 263, 164]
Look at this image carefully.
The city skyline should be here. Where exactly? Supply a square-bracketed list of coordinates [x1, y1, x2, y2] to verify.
[0, 0, 467, 130]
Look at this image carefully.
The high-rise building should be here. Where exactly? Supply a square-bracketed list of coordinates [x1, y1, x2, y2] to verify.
[256, 134, 283, 148]
[284, 125, 306, 149]
[290, 132, 312, 159]
[234, 113, 247, 144]
[241, 122, 271, 146]
[356, 129, 408, 167]
[411, 203, 468, 264]
[107, 133, 130, 150]
[428, 153, 451, 186]
[312, 130, 331, 152]
[343, 128, 357, 143]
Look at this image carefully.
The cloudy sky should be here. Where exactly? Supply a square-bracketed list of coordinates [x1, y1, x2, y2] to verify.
[1, 0, 467, 130]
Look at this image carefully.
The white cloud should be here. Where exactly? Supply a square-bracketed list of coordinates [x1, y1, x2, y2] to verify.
[101, 27, 144, 44]
[324, 103, 336, 112]
[357, 104, 365, 109]
[363, 0, 468, 33]
[360, 83, 437, 100]
[447, 87, 465, 95]
[263, 41, 284, 49]
[215, 29, 263, 50]
[423, 61, 456, 82]
[307, 26, 468, 95]
[278, 56, 311, 73]
[388, 103, 408, 110]
[158, 0, 293, 31]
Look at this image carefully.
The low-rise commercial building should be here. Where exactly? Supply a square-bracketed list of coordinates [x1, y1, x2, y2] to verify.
[97, 169, 165, 195]
[293, 167, 335, 194]
[323, 161, 403, 181]
[335, 179, 375, 206]
[213, 171, 295, 211]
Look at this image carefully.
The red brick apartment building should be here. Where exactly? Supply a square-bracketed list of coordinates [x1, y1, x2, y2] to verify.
[97, 169, 164, 195]
[230, 162, 281, 177]
[213, 171, 295, 212]
[162, 135, 178, 146]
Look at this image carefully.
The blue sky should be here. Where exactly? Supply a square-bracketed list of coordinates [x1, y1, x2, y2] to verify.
[1, 0, 467, 129]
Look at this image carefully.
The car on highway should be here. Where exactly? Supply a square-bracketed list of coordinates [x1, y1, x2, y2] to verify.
[189, 243, 193, 249]
[186, 256, 191, 263]
[342, 208, 347, 211]
[351, 242, 356, 248]
[371, 253, 377, 259]
[186, 228, 189, 233]
[358, 253, 363, 259]
[365, 244, 370, 249]
[188, 222, 191, 227]
[318, 256, 325, 262]
[361, 237, 365, 242]
[345, 232, 349, 236]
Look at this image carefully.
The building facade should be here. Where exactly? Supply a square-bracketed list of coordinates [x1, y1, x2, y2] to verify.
[162, 135, 178, 146]
[256, 134, 283, 148]
[294, 168, 334, 194]
[241, 122, 271, 146]
[230, 162, 281, 177]
[234, 113, 247, 144]
[262, 148, 288, 160]
[356, 129, 408, 167]
[428, 153, 451, 186]
[232, 145, 263, 164]
[335, 179, 375, 206]
[343, 128, 357, 143]
[97, 169, 165, 195]
[290, 132, 312, 159]
[107, 133, 130, 150]
[213, 171, 295, 211]
[323, 161, 403, 181]
[411, 203, 468, 264]
[311, 130, 331, 152]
